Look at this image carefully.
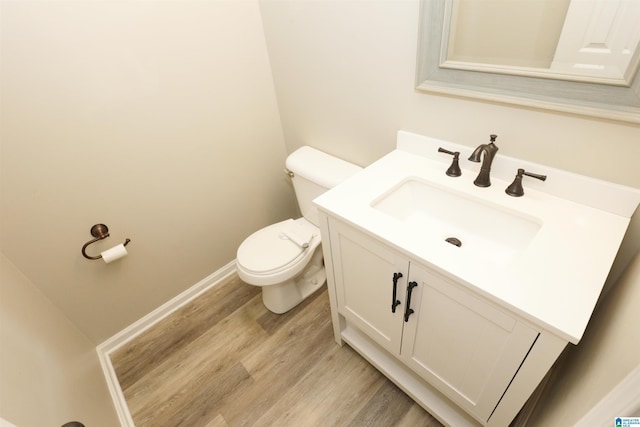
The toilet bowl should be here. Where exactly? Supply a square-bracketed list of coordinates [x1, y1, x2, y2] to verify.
[236, 218, 325, 313]
[235, 146, 362, 314]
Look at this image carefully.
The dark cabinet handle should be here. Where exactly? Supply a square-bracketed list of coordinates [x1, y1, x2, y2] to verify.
[392, 272, 402, 313]
[404, 281, 418, 322]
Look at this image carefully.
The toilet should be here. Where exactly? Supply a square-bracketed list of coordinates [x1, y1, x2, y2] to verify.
[236, 146, 362, 314]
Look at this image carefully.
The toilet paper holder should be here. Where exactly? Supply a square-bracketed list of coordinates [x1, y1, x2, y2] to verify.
[81, 224, 131, 260]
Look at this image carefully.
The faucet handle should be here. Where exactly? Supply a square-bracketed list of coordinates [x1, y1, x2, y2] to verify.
[506, 168, 547, 197]
[437, 147, 461, 177]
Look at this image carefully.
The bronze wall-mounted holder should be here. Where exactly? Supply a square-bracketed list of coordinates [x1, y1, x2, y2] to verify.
[81, 224, 131, 260]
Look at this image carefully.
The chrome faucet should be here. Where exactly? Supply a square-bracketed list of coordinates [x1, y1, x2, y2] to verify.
[468, 134, 499, 187]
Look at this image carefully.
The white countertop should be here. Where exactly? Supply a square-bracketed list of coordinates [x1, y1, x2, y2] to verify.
[315, 131, 640, 344]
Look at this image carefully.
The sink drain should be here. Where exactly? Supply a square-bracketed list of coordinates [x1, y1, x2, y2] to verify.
[445, 237, 462, 247]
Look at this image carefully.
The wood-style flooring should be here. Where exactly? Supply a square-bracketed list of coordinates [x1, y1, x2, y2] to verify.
[111, 274, 444, 426]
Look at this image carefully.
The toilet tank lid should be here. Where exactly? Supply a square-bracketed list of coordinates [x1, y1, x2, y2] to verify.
[286, 146, 362, 189]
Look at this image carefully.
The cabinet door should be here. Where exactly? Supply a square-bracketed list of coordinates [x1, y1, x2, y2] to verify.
[329, 219, 408, 355]
[401, 263, 539, 423]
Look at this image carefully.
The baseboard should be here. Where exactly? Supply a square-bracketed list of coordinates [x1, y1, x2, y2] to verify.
[575, 364, 640, 426]
[96, 260, 237, 427]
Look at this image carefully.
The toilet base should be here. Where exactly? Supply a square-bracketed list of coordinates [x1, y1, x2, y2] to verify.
[261, 252, 326, 314]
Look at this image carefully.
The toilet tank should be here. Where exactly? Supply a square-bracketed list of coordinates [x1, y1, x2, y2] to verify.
[286, 146, 362, 226]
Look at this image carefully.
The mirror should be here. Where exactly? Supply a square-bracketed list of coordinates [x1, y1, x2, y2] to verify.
[416, 0, 640, 123]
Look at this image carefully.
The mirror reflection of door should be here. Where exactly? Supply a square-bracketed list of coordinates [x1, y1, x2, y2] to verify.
[445, 0, 640, 85]
[551, 0, 640, 84]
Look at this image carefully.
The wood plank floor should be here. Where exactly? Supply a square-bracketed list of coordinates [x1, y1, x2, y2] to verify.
[111, 274, 443, 427]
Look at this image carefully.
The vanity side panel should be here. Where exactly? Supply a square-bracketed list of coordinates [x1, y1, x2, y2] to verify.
[317, 210, 345, 346]
[487, 330, 567, 426]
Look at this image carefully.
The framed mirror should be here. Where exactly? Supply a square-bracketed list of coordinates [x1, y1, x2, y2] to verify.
[416, 0, 640, 123]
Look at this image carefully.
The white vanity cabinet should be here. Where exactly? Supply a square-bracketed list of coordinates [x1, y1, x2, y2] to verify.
[314, 131, 640, 427]
[324, 217, 550, 426]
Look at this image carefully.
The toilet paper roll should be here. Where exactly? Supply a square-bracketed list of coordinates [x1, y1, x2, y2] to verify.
[101, 244, 128, 264]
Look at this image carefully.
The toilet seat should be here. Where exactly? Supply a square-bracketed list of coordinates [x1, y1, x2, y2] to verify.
[236, 218, 320, 285]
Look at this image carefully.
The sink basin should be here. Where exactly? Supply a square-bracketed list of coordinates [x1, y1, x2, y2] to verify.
[371, 178, 541, 266]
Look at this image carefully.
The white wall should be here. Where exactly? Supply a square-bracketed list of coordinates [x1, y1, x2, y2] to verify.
[0, 253, 119, 426]
[0, 0, 297, 343]
[259, 0, 640, 187]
